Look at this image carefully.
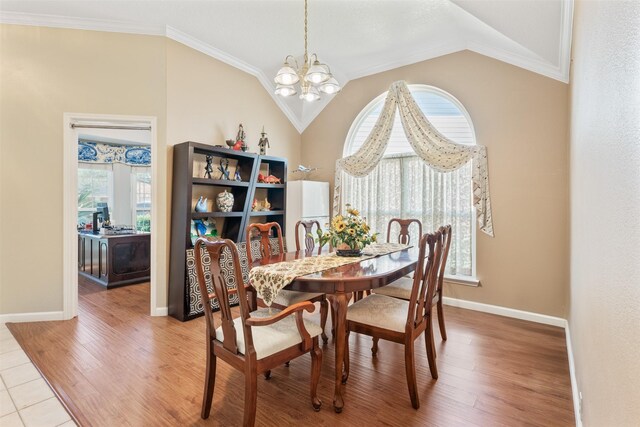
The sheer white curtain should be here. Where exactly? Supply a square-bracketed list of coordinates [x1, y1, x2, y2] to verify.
[343, 154, 473, 276]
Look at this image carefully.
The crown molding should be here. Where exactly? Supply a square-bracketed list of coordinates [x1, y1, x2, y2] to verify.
[558, 0, 574, 82]
[0, 11, 164, 35]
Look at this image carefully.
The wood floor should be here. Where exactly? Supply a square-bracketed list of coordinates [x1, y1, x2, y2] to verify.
[7, 280, 575, 426]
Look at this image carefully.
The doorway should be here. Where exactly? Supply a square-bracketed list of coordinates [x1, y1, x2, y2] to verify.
[63, 113, 161, 318]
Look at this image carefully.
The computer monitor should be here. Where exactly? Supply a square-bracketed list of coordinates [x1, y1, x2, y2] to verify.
[96, 202, 110, 223]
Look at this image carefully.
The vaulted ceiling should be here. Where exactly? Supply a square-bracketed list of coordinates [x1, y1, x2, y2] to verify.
[0, 0, 573, 132]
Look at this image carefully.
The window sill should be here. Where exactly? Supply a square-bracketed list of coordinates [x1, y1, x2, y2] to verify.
[444, 275, 480, 287]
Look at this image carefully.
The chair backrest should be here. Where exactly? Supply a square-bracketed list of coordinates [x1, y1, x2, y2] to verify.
[387, 218, 423, 245]
[406, 231, 443, 331]
[436, 225, 452, 294]
[245, 222, 285, 265]
[194, 238, 253, 355]
[295, 220, 321, 253]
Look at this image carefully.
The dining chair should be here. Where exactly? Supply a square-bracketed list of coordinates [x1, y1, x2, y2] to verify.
[246, 222, 329, 343]
[194, 237, 323, 426]
[354, 218, 423, 302]
[373, 225, 452, 341]
[342, 231, 443, 409]
[387, 218, 423, 245]
[295, 219, 322, 253]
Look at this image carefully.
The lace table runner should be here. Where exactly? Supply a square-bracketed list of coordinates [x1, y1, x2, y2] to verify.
[249, 243, 410, 306]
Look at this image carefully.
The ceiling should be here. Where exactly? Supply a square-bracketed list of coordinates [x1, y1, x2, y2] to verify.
[0, 0, 573, 132]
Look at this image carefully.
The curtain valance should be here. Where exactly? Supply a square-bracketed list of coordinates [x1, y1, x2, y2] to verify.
[78, 141, 151, 166]
[333, 80, 494, 236]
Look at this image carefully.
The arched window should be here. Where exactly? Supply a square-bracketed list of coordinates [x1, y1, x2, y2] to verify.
[343, 85, 475, 278]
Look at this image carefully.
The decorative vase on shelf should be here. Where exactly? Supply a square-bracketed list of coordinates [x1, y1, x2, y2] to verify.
[194, 196, 208, 213]
[216, 190, 234, 213]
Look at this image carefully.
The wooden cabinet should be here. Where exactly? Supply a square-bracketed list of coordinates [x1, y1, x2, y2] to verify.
[168, 141, 288, 321]
[78, 233, 150, 288]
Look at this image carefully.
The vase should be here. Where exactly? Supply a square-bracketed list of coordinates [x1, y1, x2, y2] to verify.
[336, 249, 362, 257]
[216, 190, 234, 212]
[194, 196, 208, 213]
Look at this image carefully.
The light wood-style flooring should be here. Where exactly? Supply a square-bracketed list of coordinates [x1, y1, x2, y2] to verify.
[7, 280, 575, 426]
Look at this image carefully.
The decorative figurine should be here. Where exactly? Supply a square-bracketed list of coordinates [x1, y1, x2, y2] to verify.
[263, 197, 271, 211]
[252, 198, 259, 211]
[290, 164, 318, 177]
[225, 139, 235, 149]
[234, 168, 242, 182]
[257, 173, 281, 184]
[204, 155, 214, 179]
[218, 158, 230, 180]
[195, 196, 208, 213]
[232, 123, 247, 151]
[258, 126, 270, 155]
[216, 190, 234, 212]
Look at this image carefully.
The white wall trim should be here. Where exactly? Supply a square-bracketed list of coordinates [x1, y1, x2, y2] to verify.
[442, 296, 566, 327]
[154, 307, 168, 317]
[0, 11, 164, 35]
[564, 321, 582, 427]
[0, 311, 65, 324]
[63, 113, 164, 319]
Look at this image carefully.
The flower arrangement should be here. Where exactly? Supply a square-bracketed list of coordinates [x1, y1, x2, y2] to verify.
[317, 205, 377, 255]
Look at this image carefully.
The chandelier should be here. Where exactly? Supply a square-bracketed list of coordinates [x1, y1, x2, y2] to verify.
[274, 0, 341, 102]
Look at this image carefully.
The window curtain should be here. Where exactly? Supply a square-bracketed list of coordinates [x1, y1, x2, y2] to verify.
[78, 141, 151, 166]
[334, 80, 494, 236]
[343, 155, 473, 276]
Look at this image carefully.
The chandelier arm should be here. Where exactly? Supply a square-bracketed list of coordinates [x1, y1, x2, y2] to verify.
[284, 55, 299, 70]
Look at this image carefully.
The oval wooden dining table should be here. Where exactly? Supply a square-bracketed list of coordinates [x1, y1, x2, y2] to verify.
[251, 247, 419, 413]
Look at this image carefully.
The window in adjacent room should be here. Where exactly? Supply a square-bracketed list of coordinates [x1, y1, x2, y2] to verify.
[343, 85, 476, 278]
[133, 170, 151, 232]
[77, 165, 113, 226]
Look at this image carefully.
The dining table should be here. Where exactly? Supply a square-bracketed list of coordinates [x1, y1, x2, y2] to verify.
[250, 246, 420, 413]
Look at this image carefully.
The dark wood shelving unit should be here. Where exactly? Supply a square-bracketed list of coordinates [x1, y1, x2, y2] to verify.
[169, 141, 287, 321]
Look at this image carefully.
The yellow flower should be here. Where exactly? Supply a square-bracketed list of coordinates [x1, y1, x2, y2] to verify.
[371, 234, 378, 242]
[348, 228, 356, 236]
[335, 222, 347, 232]
[347, 208, 360, 217]
[362, 223, 370, 233]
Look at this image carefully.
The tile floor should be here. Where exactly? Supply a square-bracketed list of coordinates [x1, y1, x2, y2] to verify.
[0, 323, 76, 427]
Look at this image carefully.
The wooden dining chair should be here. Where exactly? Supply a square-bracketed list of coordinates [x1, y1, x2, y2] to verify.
[194, 238, 323, 426]
[246, 222, 329, 343]
[295, 219, 322, 253]
[342, 231, 443, 409]
[387, 218, 423, 245]
[373, 224, 452, 341]
[354, 218, 423, 302]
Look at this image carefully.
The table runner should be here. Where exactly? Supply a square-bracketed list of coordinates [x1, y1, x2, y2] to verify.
[249, 243, 410, 306]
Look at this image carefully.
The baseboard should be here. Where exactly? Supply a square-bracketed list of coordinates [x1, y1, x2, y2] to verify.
[442, 296, 580, 426]
[564, 321, 582, 427]
[152, 307, 168, 317]
[0, 311, 65, 324]
[442, 296, 566, 327]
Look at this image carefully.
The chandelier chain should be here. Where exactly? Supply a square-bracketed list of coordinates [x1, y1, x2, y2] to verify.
[304, 0, 308, 64]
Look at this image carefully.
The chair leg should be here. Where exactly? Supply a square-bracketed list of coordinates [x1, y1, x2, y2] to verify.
[330, 305, 336, 338]
[371, 337, 379, 357]
[264, 370, 271, 380]
[425, 323, 439, 380]
[404, 339, 420, 409]
[285, 361, 290, 367]
[244, 369, 258, 427]
[437, 297, 447, 341]
[342, 330, 350, 384]
[320, 298, 329, 343]
[201, 352, 216, 419]
[310, 342, 323, 411]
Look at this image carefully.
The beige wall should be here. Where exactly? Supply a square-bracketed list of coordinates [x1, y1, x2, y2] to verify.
[569, 1, 640, 425]
[165, 40, 300, 163]
[0, 25, 168, 314]
[0, 25, 300, 315]
[302, 51, 570, 317]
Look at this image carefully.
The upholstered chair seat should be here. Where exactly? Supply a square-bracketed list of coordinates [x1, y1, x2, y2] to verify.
[347, 294, 410, 333]
[274, 290, 326, 307]
[216, 308, 323, 360]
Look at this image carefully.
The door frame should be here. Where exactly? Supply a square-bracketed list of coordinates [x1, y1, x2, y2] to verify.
[63, 113, 162, 318]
